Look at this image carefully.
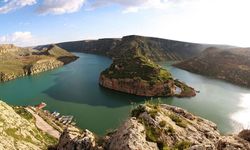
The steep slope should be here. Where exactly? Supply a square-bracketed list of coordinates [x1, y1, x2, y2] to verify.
[0, 101, 57, 150]
[56, 102, 250, 150]
[99, 40, 196, 97]
[175, 47, 250, 87]
[0, 44, 78, 82]
[37, 35, 231, 62]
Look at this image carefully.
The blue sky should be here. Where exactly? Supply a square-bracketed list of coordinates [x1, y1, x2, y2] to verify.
[1, 0, 250, 47]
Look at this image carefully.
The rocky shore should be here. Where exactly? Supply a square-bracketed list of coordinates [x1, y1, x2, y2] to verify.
[55, 103, 250, 150]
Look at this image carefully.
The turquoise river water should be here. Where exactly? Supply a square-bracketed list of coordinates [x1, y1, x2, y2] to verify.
[0, 53, 250, 135]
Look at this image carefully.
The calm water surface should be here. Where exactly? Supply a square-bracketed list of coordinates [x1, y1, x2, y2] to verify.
[0, 53, 249, 135]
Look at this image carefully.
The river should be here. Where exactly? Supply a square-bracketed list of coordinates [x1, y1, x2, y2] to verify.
[0, 52, 249, 135]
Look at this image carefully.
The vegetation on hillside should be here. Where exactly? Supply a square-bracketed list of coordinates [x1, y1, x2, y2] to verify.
[102, 52, 172, 83]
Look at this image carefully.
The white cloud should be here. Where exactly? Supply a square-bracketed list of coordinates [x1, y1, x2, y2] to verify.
[89, 0, 177, 13]
[0, 32, 37, 46]
[37, 0, 85, 15]
[0, 0, 36, 14]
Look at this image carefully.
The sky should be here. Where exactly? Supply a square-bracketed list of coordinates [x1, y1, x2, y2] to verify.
[0, 0, 250, 47]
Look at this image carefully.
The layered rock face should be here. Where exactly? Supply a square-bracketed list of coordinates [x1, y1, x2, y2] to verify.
[99, 40, 196, 97]
[0, 44, 78, 82]
[175, 47, 250, 88]
[99, 75, 176, 97]
[56, 103, 250, 150]
[0, 101, 57, 150]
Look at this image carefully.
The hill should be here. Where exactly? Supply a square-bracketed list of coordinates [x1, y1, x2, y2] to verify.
[174, 47, 250, 87]
[0, 44, 78, 82]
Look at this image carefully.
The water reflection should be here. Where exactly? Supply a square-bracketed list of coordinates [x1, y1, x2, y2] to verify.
[231, 93, 250, 131]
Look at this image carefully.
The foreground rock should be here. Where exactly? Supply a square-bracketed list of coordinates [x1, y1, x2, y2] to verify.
[175, 47, 250, 88]
[99, 37, 196, 97]
[0, 44, 78, 82]
[56, 103, 250, 150]
[56, 127, 96, 150]
[0, 101, 57, 150]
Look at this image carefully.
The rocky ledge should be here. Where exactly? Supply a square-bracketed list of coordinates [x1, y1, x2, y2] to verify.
[55, 103, 250, 150]
[0, 44, 78, 82]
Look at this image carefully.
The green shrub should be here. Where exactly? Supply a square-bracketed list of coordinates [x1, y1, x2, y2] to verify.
[131, 105, 145, 118]
[159, 120, 166, 127]
[167, 126, 175, 134]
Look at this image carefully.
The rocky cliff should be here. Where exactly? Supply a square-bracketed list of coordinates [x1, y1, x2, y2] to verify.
[99, 39, 196, 97]
[0, 44, 78, 82]
[56, 102, 250, 150]
[0, 100, 57, 150]
[174, 47, 250, 88]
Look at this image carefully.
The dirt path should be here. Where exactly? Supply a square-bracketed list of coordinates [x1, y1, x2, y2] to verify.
[26, 108, 60, 139]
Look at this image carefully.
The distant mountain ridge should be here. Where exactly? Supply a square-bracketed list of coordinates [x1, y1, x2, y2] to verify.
[35, 35, 233, 62]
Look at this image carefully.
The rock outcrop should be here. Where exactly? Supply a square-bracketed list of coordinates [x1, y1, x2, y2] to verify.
[175, 47, 250, 88]
[56, 127, 96, 150]
[55, 103, 250, 150]
[0, 44, 78, 82]
[0, 101, 57, 150]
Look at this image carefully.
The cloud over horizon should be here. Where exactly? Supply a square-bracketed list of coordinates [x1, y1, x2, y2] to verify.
[0, 32, 36, 46]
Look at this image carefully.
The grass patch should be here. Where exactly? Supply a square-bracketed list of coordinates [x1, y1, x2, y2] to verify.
[169, 114, 187, 128]
[101, 53, 172, 83]
[174, 141, 191, 150]
[5, 128, 20, 140]
[146, 126, 161, 143]
[13, 106, 34, 121]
